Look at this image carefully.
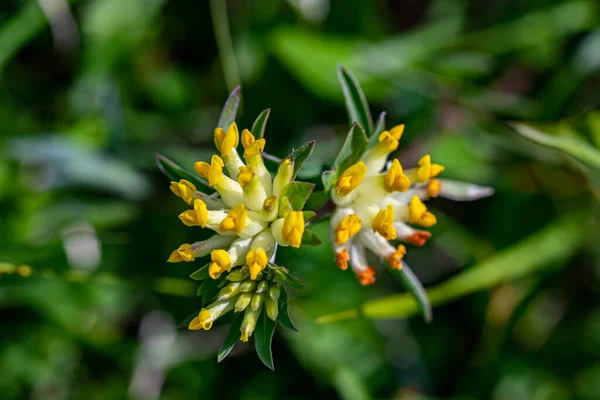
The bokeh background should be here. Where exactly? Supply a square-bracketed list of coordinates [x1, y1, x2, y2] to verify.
[1, 0, 600, 399]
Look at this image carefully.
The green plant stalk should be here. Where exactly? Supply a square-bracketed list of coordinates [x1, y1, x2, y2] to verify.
[209, 0, 241, 92]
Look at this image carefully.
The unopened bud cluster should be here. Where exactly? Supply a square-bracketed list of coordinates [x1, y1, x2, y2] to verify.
[189, 265, 282, 341]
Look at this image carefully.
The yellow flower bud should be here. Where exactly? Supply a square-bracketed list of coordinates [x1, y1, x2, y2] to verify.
[189, 308, 213, 330]
[219, 204, 248, 234]
[237, 166, 255, 188]
[178, 199, 208, 227]
[169, 179, 196, 205]
[372, 204, 397, 240]
[273, 158, 293, 196]
[209, 249, 232, 279]
[409, 195, 437, 227]
[167, 243, 195, 262]
[246, 248, 268, 280]
[194, 155, 226, 187]
[427, 179, 442, 197]
[378, 131, 400, 152]
[214, 122, 239, 156]
[241, 129, 266, 158]
[417, 154, 445, 183]
[335, 161, 367, 195]
[384, 159, 410, 192]
[388, 124, 405, 140]
[281, 211, 304, 248]
[334, 214, 362, 245]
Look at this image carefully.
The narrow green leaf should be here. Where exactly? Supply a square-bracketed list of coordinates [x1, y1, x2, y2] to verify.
[178, 309, 200, 329]
[301, 228, 322, 247]
[510, 123, 600, 170]
[284, 182, 314, 210]
[361, 211, 586, 319]
[217, 313, 244, 362]
[337, 65, 373, 134]
[189, 263, 210, 281]
[333, 123, 369, 173]
[251, 108, 271, 139]
[373, 111, 386, 137]
[218, 85, 242, 130]
[277, 285, 297, 331]
[289, 141, 316, 179]
[199, 276, 224, 304]
[388, 262, 432, 323]
[155, 154, 211, 192]
[255, 310, 277, 370]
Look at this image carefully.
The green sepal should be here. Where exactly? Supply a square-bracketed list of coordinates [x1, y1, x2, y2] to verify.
[277, 285, 297, 331]
[301, 228, 322, 247]
[217, 86, 241, 130]
[251, 109, 271, 139]
[155, 154, 211, 192]
[255, 309, 277, 370]
[271, 265, 306, 289]
[373, 111, 386, 137]
[337, 65, 373, 135]
[284, 181, 314, 210]
[189, 263, 210, 281]
[217, 312, 245, 362]
[387, 262, 432, 323]
[322, 170, 336, 192]
[178, 309, 201, 329]
[302, 210, 316, 222]
[288, 141, 315, 179]
[333, 123, 369, 173]
[198, 275, 226, 304]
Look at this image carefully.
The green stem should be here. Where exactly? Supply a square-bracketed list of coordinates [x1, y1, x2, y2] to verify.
[209, 0, 241, 92]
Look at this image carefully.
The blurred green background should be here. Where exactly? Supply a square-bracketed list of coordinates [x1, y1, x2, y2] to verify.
[1, 0, 600, 399]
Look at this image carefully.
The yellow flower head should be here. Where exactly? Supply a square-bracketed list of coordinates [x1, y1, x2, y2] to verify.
[427, 179, 442, 197]
[167, 243, 195, 263]
[356, 267, 376, 286]
[282, 211, 305, 248]
[246, 248, 268, 280]
[334, 214, 362, 245]
[409, 195, 437, 227]
[387, 245, 406, 270]
[237, 166, 255, 188]
[208, 249, 231, 279]
[219, 204, 247, 234]
[241, 129, 266, 158]
[335, 161, 367, 195]
[194, 155, 225, 186]
[178, 199, 208, 227]
[384, 159, 410, 192]
[372, 204, 397, 240]
[170, 179, 196, 205]
[417, 154, 445, 183]
[189, 308, 213, 330]
[214, 122, 239, 156]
